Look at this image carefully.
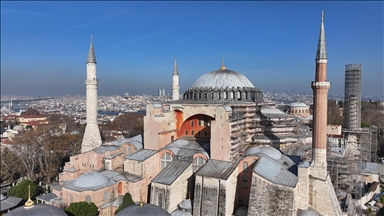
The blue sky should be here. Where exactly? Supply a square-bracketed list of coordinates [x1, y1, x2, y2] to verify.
[1, 1, 383, 97]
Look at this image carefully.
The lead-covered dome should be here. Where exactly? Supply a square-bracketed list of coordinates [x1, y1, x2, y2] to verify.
[183, 59, 264, 102]
[5, 204, 68, 216]
[64, 172, 114, 191]
[192, 69, 255, 88]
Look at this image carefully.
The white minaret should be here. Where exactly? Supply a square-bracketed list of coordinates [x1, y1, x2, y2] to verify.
[172, 57, 180, 100]
[81, 36, 102, 153]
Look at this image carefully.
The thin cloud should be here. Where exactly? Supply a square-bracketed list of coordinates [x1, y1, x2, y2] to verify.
[129, 31, 164, 44]
[122, 53, 143, 61]
[67, 10, 128, 30]
[20, 28, 61, 45]
[1, 9, 44, 16]
[178, 31, 203, 42]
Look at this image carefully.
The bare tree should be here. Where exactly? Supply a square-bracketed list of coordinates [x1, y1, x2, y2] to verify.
[0, 148, 24, 183]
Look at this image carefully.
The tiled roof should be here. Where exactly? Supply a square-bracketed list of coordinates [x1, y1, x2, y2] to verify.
[36, 193, 57, 202]
[152, 160, 191, 186]
[0, 196, 22, 211]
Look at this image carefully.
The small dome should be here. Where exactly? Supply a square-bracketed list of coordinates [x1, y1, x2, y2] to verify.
[245, 146, 282, 160]
[116, 203, 171, 216]
[73, 172, 110, 188]
[5, 204, 67, 216]
[192, 69, 255, 89]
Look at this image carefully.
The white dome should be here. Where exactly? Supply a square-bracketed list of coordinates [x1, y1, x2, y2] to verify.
[290, 102, 309, 108]
[192, 69, 255, 89]
[73, 172, 110, 188]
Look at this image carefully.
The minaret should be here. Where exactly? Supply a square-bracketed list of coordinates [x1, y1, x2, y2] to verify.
[81, 36, 102, 153]
[172, 57, 180, 101]
[311, 11, 330, 179]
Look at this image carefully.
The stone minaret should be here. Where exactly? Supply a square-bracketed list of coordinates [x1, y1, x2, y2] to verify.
[311, 11, 330, 179]
[81, 36, 102, 153]
[172, 57, 180, 100]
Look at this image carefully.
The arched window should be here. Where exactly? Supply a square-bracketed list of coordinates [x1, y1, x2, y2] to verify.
[69, 194, 73, 204]
[185, 130, 188, 135]
[191, 130, 194, 135]
[158, 193, 163, 208]
[191, 120, 194, 127]
[118, 182, 123, 194]
[243, 161, 248, 172]
[204, 131, 208, 137]
[85, 195, 92, 203]
[193, 156, 206, 172]
[128, 145, 132, 155]
[197, 131, 201, 136]
[161, 152, 173, 170]
[242, 175, 248, 188]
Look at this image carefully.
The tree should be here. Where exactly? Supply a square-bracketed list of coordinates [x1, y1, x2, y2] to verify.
[66, 201, 98, 216]
[1, 148, 24, 183]
[8, 179, 37, 200]
[12, 132, 40, 180]
[115, 192, 135, 214]
[25, 125, 33, 131]
[327, 99, 343, 125]
[108, 113, 144, 137]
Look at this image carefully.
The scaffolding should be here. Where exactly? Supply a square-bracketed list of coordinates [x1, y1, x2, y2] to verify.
[327, 125, 379, 215]
[344, 64, 362, 130]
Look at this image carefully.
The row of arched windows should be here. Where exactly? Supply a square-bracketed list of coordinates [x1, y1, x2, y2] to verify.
[185, 130, 209, 137]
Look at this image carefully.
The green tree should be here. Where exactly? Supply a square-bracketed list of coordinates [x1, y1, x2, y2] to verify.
[25, 125, 33, 130]
[66, 201, 98, 216]
[8, 179, 38, 200]
[115, 192, 135, 214]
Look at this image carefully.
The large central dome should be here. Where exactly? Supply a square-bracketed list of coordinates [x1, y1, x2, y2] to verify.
[183, 59, 264, 103]
[192, 69, 255, 88]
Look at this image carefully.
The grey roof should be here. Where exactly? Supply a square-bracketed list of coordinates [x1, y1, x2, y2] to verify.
[115, 203, 171, 216]
[93, 145, 118, 154]
[111, 134, 143, 149]
[35, 193, 57, 202]
[195, 159, 237, 180]
[64, 172, 115, 192]
[192, 68, 255, 89]
[98, 170, 127, 182]
[297, 208, 320, 216]
[259, 105, 294, 119]
[0, 196, 22, 211]
[253, 156, 298, 188]
[178, 199, 192, 210]
[173, 57, 178, 75]
[166, 139, 209, 160]
[86, 36, 96, 63]
[125, 149, 158, 162]
[245, 146, 283, 160]
[315, 11, 327, 60]
[152, 160, 191, 186]
[290, 102, 309, 108]
[5, 204, 68, 216]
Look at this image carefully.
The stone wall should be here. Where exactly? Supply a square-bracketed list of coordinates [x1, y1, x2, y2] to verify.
[248, 173, 295, 216]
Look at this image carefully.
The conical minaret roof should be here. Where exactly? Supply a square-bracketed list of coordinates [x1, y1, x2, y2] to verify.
[316, 11, 327, 60]
[87, 36, 97, 64]
[173, 57, 178, 75]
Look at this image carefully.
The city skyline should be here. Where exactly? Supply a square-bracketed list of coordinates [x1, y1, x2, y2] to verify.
[1, 1, 383, 97]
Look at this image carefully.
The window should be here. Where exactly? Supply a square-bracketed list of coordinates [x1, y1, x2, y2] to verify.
[191, 130, 194, 135]
[204, 131, 208, 137]
[161, 152, 173, 170]
[242, 175, 248, 188]
[191, 120, 194, 127]
[171, 136, 174, 142]
[185, 130, 188, 135]
[158, 193, 163, 208]
[199, 119, 202, 126]
[243, 162, 248, 172]
[193, 156, 206, 172]
[69, 195, 73, 204]
[128, 145, 132, 155]
[197, 131, 201, 136]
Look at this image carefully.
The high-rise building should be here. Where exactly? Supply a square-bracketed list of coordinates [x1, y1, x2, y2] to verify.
[81, 36, 102, 153]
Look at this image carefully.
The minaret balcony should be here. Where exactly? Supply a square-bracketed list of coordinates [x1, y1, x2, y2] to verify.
[311, 81, 330, 89]
[85, 79, 98, 85]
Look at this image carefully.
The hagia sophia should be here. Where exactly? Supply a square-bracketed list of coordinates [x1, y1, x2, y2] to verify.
[5, 11, 343, 216]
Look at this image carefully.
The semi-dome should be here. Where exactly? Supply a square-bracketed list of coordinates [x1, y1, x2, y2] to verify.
[116, 203, 171, 216]
[183, 59, 264, 103]
[73, 172, 110, 188]
[5, 204, 68, 216]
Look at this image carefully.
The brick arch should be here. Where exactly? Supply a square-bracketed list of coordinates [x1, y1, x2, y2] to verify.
[178, 114, 214, 138]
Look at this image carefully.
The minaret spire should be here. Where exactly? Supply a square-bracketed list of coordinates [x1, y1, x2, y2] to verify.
[87, 35, 97, 64]
[172, 56, 180, 101]
[173, 56, 178, 75]
[316, 10, 327, 61]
